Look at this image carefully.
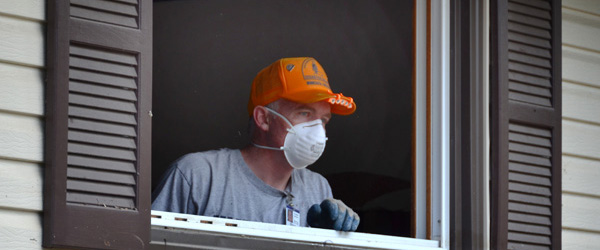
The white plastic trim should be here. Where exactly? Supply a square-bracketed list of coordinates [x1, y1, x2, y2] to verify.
[151, 210, 443, 250]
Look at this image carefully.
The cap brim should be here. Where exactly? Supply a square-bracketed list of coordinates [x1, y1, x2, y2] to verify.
[331, 101, 356, 115]
[281, 89, 356, 116]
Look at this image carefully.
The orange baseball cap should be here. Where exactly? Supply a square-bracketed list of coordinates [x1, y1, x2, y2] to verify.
[248, 57, 356, 116]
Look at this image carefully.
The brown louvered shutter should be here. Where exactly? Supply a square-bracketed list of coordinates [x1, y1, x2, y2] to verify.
[44, 0, 152, 249]
[490, 0, 561, 250]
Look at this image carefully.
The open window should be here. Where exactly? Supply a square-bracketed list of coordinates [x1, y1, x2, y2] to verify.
[150, 0, 449, 249]
[41, 0, 564, 249]
[42, 0, 450, 248]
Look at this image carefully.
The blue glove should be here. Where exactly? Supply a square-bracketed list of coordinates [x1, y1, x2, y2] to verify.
[307, 198, 360, 232]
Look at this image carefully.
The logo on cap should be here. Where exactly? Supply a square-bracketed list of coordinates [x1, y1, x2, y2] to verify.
[301, 58, 330, 89]
[286, 64, 295, 72]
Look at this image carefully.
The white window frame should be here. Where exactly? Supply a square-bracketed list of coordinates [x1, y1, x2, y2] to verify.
[151, 211, 440, 250]
[150, 0, 450, 249]
[429, 0, 450, 247]
[414, 0, 428, 239]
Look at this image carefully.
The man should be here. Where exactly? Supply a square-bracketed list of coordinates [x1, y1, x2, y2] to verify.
[152, 57, 359, 231]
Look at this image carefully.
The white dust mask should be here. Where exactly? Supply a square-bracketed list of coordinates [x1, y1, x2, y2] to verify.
[252, 107, 328, 169]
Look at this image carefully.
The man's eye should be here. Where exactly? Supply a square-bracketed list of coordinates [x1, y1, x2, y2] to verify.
[299, 112, 309, 116]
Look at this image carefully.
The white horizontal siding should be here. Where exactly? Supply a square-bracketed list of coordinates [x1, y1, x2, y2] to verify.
[0, 12, 44, 67]
[0, 112, 43, 163]
[563, 0, 600, 16]
[0, 209, 44, 250]
[563, 6, 600, 53]
[562, 1, 600, 249]
[563, 120, 600, 160]
[563, 46, 600, 89]
[563, 156, 600, 197]
[563, 229, 600, 250]
[0, 62, 44, 116]
[563, 193, 600, 232]
[0, 159, 43, 211]
[0, 1, 46, 250]
[0, 0, 45, 21]
[563, 81, 600, 124]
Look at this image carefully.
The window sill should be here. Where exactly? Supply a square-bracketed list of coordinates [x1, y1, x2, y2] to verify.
[150, 210, 442, 250]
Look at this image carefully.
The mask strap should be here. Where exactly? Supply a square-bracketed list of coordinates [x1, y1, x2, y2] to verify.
[252, 142, 284, 151]
[250, 106, 292, 151]
[264, 107, 295, 133]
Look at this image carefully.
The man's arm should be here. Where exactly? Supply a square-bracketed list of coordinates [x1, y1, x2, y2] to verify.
[152, 164, 194, 214]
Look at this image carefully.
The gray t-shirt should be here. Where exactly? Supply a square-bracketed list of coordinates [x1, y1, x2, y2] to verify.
[151, 148, 333, 227]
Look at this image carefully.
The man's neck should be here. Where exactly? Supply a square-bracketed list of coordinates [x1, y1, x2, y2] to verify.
[240, 145, 293, 191]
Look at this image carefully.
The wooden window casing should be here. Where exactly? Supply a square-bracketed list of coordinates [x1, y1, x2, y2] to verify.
[449, 0, 490, 249]
[44, 0, 152, 249]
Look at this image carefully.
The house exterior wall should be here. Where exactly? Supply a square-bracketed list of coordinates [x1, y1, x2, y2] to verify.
[562, 0, 600, 249]
[1, 0, 596, 249]
[0, 0, 46, 249]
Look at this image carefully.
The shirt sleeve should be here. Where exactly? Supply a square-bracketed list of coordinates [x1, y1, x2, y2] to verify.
[322, 176, 334, 199]
[151, 163, 193, 213]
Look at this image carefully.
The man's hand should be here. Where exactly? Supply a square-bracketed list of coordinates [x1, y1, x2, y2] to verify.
[307, 198, 359, 232]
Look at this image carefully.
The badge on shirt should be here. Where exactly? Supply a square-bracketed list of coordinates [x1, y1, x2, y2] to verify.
[285, 205, 300, 226]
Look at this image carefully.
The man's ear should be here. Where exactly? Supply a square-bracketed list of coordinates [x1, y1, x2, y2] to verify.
[253, 106, 270, 131]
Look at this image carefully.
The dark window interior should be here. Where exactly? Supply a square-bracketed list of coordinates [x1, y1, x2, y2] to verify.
[153, 0, 413, 237]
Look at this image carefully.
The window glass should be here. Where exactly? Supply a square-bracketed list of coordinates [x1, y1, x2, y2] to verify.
[152, 0, 414, 237]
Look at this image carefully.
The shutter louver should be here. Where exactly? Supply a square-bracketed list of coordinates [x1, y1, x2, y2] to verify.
[507, 123, 553, 250]
[491, 0, 561, 249]
[44, 0, 151, 249]
[71, 0, 139, 28]
[67, 44, 139, 209]
[507, 0, 553, 107]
